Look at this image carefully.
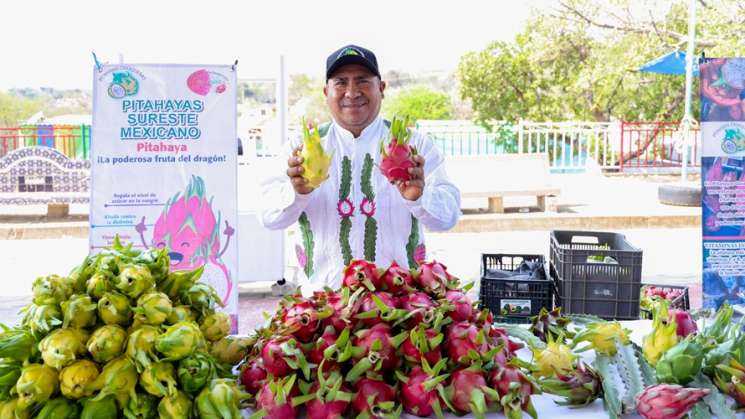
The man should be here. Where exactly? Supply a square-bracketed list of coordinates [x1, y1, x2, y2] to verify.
[260, 44, 460, 292]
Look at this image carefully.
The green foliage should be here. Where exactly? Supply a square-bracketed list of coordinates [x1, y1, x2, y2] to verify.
[458, 0, 745, 123]
[0, 92, 44, 127]
[382, 85, 453, 122]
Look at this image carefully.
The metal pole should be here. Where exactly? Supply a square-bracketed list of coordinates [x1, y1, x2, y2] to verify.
[277, 55, 288, 147]
[681, 0, 696, 181]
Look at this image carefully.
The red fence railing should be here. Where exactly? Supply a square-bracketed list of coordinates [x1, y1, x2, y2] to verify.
[619, 121, 700, 172]
[0, 125, 91, 160]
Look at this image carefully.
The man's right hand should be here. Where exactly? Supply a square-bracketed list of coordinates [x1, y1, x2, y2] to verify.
[287, 146, 315, 194]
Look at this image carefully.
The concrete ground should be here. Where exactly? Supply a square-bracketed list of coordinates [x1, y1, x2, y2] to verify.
[0, 172, 703, 333]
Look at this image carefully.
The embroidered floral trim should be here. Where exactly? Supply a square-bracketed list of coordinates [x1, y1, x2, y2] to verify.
[360, 198, 376, 217]
[361, 153, 377, 262]
[337, 198, 355, 217]
[338, 156, 354, 265]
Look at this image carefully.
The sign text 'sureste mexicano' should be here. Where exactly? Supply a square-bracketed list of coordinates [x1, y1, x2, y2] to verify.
[120, 99, 204, 140]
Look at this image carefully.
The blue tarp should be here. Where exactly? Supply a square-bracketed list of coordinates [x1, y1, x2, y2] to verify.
[639, 51, 699, 76]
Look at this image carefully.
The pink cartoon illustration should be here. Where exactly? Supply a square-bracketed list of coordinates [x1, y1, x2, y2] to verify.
[136, 175, 235, 304]
[187, 69, 228, 96]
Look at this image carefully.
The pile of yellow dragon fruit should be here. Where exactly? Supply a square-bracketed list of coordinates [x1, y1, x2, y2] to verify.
[0, 237, 252, 418]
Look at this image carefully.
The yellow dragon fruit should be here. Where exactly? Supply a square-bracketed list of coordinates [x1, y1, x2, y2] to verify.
[300, 118, 332, 189]
[86, 271, 113, 300]
[643, 305, 679, 367]
[87, 325, 128, 363]
[167, 305, 198, 325]
[59, 359, 99, 399]
[87, 356, 139, 409]
[61, 294, 97, 328]
[14, 364, 58, 414]
[155, 321, 205, 362]
[200, 311, 231, 342]
[572, 321, 631, 356]
[133, 291, 173, 325]
[114, 264, 154, 299]
[32, 274, 72, 306]
[210, 335, 256, 365]
[126, 324, 161, 373]
[97, 291, 132, 326]
[532, 334, 575, 378]
[139, 361, 178, 398]
[39, 327, 89, 370]
[158, 390, 193, 418]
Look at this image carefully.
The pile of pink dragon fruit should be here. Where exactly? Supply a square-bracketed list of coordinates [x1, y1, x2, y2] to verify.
[236, 257, 744, 419]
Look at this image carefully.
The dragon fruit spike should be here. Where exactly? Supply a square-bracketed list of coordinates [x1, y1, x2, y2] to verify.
[636, 384, 710, 419]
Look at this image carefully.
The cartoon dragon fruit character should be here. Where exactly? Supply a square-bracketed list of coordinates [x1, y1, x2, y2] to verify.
[136, 175, 234, 308]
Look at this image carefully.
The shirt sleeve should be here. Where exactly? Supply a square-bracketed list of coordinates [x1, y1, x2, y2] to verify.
[258, 137, 315, 230]
[401, 131, 461, 231]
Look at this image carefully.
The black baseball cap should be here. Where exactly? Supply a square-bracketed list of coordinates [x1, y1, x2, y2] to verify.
[326, 45, 381, 80]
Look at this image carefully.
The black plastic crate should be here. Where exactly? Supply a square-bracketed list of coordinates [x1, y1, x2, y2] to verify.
[479, 253, 553, 319]
[550, 230, 643, 320]
[639, 284, 690, 319]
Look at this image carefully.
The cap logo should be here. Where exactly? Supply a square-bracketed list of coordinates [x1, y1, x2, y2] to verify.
[338, 47, 364, 59]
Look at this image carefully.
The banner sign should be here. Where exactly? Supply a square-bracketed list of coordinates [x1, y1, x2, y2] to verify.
[91, 64, 238, 328]
[700, 57, 745, 309]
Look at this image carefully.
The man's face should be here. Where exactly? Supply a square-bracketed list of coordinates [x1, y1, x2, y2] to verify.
[324, 64, 386, 136]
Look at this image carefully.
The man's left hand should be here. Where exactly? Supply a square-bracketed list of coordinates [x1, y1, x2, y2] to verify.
[395, 155, 425, 201]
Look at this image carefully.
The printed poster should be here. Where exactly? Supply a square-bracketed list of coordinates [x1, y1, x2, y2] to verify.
[700, 57, 745, 309]
[91, 64, 238, 329]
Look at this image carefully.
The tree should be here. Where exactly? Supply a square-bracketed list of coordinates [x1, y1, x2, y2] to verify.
[0, 92, 44, 127]
[458, 0, 745, 125]
[382, 85, 454, 121]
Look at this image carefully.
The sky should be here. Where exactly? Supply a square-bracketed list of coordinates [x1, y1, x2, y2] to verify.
[0, 0, 556, 90]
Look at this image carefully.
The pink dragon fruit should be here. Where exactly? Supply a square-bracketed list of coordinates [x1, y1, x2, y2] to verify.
[256, 374, 300, 419]
[314, 289, 353, 333]
[446, 321, 491, 365]
[240, 357, 268, 395]
[445, 290, 474, 322]
[380, 261, 413, 294]
[349, 324, 408, 380]
[356, 292, 400, 327]
[261, 337, 311, 379]
[379, 116, 416, 183]
[401, 324, 443, 365]
[668, 309, 698, 338]
[398, 361, 449, 418]
[400, 292, 437, 327]
[280, 296, 331, 343]
[446, 367, 493, 418]
[415, 261, 453, 297]
[307, 326, 353, 373]
[351, 378, 399, 418]
[290, 370, 353, 419]
[489, 363, 539, 419]
[636, 384, 710, 419]
[342, 260, 381, 291]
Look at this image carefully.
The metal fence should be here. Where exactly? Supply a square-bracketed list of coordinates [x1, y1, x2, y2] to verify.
[418, 120, 701, 173]
[0, 125, 91, 160]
